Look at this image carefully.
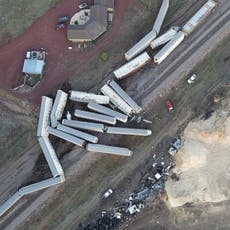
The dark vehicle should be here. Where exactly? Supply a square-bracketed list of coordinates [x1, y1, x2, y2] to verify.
[58, 16, 69, 23]
[55, 23, 66, 31]
[32, 52, 37, 59]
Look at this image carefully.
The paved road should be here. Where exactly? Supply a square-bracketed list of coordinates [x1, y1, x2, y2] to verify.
[0, 0, 230, 228]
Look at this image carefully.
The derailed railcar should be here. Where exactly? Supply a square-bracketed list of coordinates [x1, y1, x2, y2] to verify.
[57, 124, 98, 143]
[150, 26, 180, 50]
[86, 144, 133, 156]
[69, 91, 110, 104]
[114, 52, 151, 80]
[87, 102, 128, 123]
[18, 177, 64, 196]
[62, 119, 106, 133]
[74, 109, 116, 125]
[154, 31, 185, 64]
[182, 0, 218, 36]
[152, 0, 169, 35]
[100, 84, 133, 116]
[50, 90, 68, 128]
[108, 80, 142, 114]
[47, 126, 86, 147]
[38, 136, 64, 177]
[124, 31, 156, 61]
[37, 96, 53, 137]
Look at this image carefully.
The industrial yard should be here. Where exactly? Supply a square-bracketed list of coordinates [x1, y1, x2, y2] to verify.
[0, 0, 229, 229]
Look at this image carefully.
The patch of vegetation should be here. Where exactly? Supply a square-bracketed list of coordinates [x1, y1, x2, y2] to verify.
[0, 0, 60, 45]
[0, 104, 37, 168]
[100, 52, 109, 62]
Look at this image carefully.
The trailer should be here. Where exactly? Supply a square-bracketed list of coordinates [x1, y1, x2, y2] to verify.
[37, 96, 53, 137]
[47, 126, 86, 147]
[100, 84, 133, 116]
[74, 109, 116, 125]
[69, 91, 110, 104]
[57, 124, 98, 143]
[182, 0, 217, 36]
[86, 144, 133, 156]
[114, 52, 151, 80]
[108, 80, 142, 113]
[154, 31, 185, 64]
[18, 177, 63, 196]
[150, 26, 180, 50]
[87, 102, 128, 123]
[106, 127, 152, 136]
[0, 192, 22, 217]
[62, 119, 105, 132]
[38, 136, 64, 177]
[124, 31, 156, 61]
[50, 90, 68, 128]
[152, 0, 169, 35]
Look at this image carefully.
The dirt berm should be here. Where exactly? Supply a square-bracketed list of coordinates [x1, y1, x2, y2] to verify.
[166, 97, 230, 207]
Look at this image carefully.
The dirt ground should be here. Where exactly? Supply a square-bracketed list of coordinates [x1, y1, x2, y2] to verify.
[0, 0, 229, 229]
[0, 0, 134, 104]
[166, 99, 230, 207]
[0, 0, 59, 46]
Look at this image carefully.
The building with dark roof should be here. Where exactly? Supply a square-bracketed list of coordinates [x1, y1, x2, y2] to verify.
[67, 1, 114, 43]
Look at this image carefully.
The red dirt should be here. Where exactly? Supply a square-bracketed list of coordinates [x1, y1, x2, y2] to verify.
[0, 0, 134, 104]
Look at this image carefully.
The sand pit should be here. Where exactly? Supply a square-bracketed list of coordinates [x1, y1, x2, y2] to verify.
[166, 98, 230, 207]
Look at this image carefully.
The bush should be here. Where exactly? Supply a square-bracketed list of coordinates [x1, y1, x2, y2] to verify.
[100, 52, 109, 62]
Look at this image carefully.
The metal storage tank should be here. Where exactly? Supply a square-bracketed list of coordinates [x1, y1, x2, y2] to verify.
[69, 91, 110, 104]
[0, 192, 22, 217]
[106, 127, 152, 136]
[50, 90, 68, 128]
[150, 26, 180, 50]
[124, 30, 156, 61]
[74, 109, 116, 125]
[154, 31, 185, 64]
[87, 102, 128, 123]
[57, 124, 98, 143]
[114, 52, 151, 80]
[47, 126, 86, 147]
[100, 84, 133, 116]
[37, 96, 53, 137]
[18, 177, 63, 196]
[108, 80, 142, 113]
[62, 119, 105, 132]
[152, 0, 169, 35]
[86, 144, 133, 156]
[182, 0, 217, 36]
[38, 137, 64, 177]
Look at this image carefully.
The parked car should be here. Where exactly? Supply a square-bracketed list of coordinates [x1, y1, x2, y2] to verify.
[187, 73, 197, 84]
[79, 2, 88, 9]
[58, 16, 69, 23]
[55, 23, 66, 31]
[166, 100, 174, 113]
[102, 189, 113, 200]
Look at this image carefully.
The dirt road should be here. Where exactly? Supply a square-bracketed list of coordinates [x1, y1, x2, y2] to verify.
[0, 0, 230, 228]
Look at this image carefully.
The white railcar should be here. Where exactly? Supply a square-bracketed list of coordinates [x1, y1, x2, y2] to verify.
[182, 0, 217, 36]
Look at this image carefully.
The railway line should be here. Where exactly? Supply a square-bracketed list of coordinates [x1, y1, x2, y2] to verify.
[0, 0, 230, 228]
